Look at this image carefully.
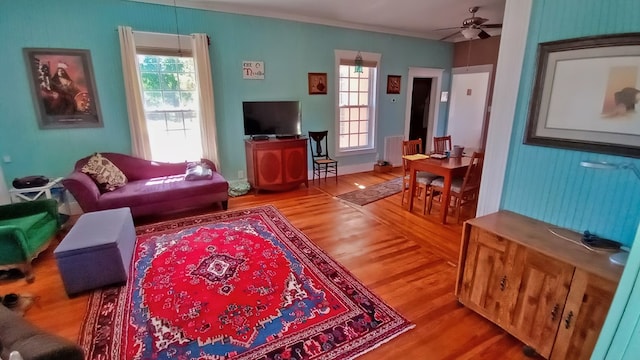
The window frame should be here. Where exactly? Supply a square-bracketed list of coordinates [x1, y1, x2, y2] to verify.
[133, 31, 203, 162]
[334, 50, 381, 157]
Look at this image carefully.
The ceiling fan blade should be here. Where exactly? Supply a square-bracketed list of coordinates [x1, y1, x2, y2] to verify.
[482, 23, 503, 28]
[439, 31, 461, 41]
[478, 30, 491, 39]
[433, 26, 463, 32]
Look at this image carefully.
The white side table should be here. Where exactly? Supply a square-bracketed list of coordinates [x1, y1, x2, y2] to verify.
[9, 177, 70, 214]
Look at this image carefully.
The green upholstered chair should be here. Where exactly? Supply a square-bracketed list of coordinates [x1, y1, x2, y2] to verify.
[0, 199, 60, 282]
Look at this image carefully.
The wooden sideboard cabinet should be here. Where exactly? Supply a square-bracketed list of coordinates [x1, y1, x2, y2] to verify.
[245, 138, 308, 192]
[456, 211, 622, 360]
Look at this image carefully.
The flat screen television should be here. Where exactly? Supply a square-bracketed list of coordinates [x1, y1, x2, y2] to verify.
[242, 101, 301, 138]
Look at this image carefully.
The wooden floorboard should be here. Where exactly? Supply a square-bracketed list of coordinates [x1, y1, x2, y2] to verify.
[0, 168, 540, 359]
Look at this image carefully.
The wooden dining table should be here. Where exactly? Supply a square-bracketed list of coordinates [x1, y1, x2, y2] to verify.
[405, 156, 472, 224]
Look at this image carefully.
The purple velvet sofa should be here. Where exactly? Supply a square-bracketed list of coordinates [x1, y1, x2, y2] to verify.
[62, 153, 228, 218]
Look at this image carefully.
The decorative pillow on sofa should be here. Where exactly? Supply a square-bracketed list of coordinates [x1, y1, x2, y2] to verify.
[81, 153, 128, 192]
[185, 161, 213, 181]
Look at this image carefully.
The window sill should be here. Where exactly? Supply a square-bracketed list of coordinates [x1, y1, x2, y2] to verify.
[336, 148, 376, 157]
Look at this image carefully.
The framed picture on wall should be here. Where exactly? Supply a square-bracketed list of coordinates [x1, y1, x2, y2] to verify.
[308, 73, 327, 95]
[524, 33, 640, 158]
[24, 48, 103, 129]
[387, 75, 401, 94]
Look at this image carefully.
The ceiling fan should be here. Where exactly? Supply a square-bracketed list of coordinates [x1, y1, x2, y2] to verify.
[438, 6, 503, 41]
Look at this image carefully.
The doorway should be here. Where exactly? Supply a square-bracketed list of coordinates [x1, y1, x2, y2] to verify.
[404, 67, 444, 153]
[408, 78, 433, 151]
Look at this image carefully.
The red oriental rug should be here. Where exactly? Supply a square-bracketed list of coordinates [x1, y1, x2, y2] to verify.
[79, 205, 413, 360]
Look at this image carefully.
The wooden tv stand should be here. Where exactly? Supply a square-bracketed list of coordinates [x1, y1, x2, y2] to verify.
[245, 138, 308, 192]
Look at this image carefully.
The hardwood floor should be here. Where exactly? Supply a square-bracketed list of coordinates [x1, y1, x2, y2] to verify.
[0, 168, 538, 359]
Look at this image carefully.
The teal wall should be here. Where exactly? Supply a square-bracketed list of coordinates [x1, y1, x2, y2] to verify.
[0, 0, 452, 183]
[502, 0, 640, 246]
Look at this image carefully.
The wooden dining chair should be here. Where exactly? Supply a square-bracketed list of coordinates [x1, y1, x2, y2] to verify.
[309, 131, 338, 182]
[433, 135, 452, 155]
[401, 139, 440, 207]
[426, 151, 484, 222]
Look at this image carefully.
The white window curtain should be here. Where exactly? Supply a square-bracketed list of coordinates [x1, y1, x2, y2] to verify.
[117, 26, 152, 159]
[191, 34, 220, 169]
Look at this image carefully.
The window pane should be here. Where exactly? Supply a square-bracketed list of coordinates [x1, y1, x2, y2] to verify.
[340, 108, 349, 121]
[339, 93, 349, 106]
[349, 78, 359, 92]
[140, 73, 161, 90]
[161, 74, 179, 91]
[178, 73, 196, 91]
[349, 134, 358, 146]
[143, 91, 161, 108]
[162, 91, 180, 108]
[359, 133, 368, 146]
[359, 93, 369, 106]
[339, 65, 349, 77]
[360, 78, 369, 89]
[180, 91, 196, 108]
[339, 134, 349, 148]
[350, 121, 360, 134]
[359, 120, 368, 133]
[339, 121, 349, 135]
[349, 93, 358, 105]
[160, 57, 177, 72]
[349, 108, 359, 120]
[361, 107, 369, 120]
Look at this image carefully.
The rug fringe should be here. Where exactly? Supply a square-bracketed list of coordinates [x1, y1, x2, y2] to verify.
[347, 324, 417, 360]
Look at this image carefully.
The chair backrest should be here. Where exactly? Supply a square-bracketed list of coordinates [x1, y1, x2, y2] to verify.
[433, 135, 452, 154]
[401, 138, 422, 174]
[460, 152, 485, 193]
[308, 131, 330, 159]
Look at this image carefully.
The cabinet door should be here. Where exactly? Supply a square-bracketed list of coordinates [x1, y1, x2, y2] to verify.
[283, 145, 306, 183]
[551, 269, 617, 360]
[256, 149, 283, 186]
[501, 246, 574, 358]
[458, 227, 512, 321]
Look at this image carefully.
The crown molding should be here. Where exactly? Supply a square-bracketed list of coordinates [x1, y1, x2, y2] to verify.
[129, 0, 443, 40]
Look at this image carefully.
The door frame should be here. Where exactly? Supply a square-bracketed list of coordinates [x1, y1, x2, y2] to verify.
[403, 67, 443, 152]
[449, 64, 493, 151]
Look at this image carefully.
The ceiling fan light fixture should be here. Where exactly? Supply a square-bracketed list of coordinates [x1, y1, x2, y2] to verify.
[461, 27, 481, 39]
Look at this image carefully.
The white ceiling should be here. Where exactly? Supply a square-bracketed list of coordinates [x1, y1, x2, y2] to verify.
[132, 0, 506, 42]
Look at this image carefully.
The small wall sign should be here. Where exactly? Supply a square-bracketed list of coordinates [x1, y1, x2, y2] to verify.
[243, 61, 264, 79]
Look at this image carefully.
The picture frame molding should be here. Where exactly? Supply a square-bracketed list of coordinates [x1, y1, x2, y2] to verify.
[24, 47, 103, 129]
[524, 33, 640, 158]
[308, 72, 328, 95]
[386, 75, 401, 94]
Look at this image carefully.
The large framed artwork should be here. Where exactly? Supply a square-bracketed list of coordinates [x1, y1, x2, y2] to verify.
[24, 48, 103, 129]
[525, 33, 640, 158]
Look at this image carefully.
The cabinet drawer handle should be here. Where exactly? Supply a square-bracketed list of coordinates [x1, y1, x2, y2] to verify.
[499, 275, 507, 291]
[551, 304, 559, 321]
[564, 311, 574, 329]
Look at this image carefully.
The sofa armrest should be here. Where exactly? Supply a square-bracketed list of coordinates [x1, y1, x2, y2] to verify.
[62, 172, 101, 213]
[201, 158, 218, 172]
[0, 226, 29, 262]
[0, 199, 58, 221]
[0, 306, 84, 360]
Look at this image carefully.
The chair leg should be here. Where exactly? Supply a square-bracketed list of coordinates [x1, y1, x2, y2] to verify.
[422, 187, 429, 215]
[23, 263, 35, 283]
[427, 189, 435, 214]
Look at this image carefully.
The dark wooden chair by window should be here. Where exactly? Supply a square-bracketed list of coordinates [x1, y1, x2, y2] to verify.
[433, 135, 452, 155]
[427, 151, 484, 222]
[308, 131, 338, 182]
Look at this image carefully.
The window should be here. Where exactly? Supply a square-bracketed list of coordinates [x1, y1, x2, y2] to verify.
[335, 50, 380, 154]
[137, 53, 202, 162]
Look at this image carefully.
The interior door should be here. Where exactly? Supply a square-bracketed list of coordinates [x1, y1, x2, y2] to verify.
[447, 67, 491, 152]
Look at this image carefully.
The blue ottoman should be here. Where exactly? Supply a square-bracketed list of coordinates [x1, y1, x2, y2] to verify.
[54, 207, 136, 296]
